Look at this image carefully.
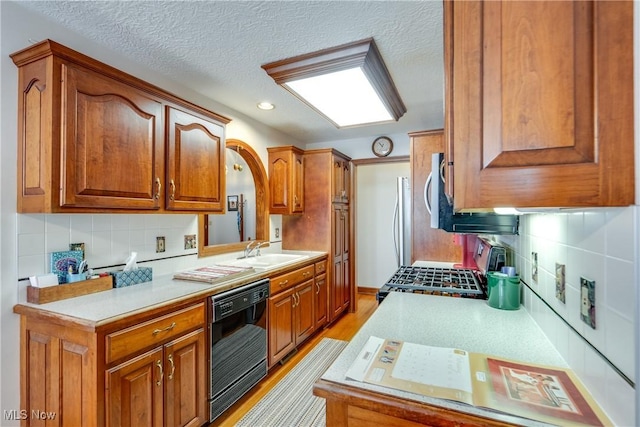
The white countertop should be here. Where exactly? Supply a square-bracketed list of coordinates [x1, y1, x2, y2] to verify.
[15, 251, 326, 326]
[320, 292, 567, 426]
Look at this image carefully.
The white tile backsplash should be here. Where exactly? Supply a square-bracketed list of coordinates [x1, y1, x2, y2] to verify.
[17, 213, 200, 279]
[501, 207, 637, 426]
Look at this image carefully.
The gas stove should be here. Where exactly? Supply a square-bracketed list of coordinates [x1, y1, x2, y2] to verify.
[376, 236, 506, 304]
[376, 265, 485, 303]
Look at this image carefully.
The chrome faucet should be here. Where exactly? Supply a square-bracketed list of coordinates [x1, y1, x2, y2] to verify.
[244, 241, 269, 258]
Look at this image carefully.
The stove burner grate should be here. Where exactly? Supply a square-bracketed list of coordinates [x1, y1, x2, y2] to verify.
[384, 266, 483, 295]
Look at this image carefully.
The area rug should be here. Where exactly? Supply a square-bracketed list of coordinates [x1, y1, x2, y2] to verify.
[236, 338, 348, 427]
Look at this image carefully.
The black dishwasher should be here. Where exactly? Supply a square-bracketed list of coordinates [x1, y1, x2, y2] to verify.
[208, 278, 269, 423]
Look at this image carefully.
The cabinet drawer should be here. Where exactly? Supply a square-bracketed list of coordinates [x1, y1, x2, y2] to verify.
[315, 260, 327, 275]
[270, 264, 314, 295]
[106, 303, 204, 364]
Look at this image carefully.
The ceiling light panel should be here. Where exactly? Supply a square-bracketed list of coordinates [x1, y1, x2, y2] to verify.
[262, 38, 406, 128]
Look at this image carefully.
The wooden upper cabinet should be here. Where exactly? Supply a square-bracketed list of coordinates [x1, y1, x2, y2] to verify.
[166, 107, 225, 211]
[268, 146, 304, 214]
[445, 1, 634, 209]
[61, 63, 164, 210]
[11, 39, 230, 213]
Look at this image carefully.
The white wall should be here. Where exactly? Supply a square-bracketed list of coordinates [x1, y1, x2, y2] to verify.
[355, 162, 411, 289]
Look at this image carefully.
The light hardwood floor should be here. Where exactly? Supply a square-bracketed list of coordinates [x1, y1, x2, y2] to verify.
[210, 293, 378, 426]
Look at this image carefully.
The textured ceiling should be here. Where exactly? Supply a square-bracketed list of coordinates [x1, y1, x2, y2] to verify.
[14, 1, 444, 144]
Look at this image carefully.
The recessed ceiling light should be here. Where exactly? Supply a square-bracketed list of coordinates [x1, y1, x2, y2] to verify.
[261, 38, 406, 128]
[257, 102, 275, 110]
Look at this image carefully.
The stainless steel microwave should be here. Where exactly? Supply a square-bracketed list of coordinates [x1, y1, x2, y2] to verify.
[426, 153, 519, 235]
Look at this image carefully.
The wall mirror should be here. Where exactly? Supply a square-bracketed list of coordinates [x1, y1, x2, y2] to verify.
[198, 139, 269, 257]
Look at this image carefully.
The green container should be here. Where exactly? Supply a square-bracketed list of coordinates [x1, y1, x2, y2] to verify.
[487, 272, 521, 310]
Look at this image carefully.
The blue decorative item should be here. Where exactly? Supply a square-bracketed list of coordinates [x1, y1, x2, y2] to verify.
[50, 250, 84, 284]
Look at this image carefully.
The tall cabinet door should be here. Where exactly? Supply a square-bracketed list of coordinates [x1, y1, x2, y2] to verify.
[447, 1, 634, 209]
[331, 204, 349, 319]
[61, 63, 164, 210]
[165, 107, 225, 211]
[106, 348, 164, 427]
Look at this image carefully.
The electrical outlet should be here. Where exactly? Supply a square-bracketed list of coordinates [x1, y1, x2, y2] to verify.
[580, 277, 596, 329]
[531, 252, 538, 283]
[156, 236, 166, 253]
[555, 263, 565, 303]
[184, 234, 197, 249]
[275, 227, 280, 239]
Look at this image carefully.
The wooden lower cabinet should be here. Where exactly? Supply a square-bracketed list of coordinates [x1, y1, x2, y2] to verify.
[268, 280, 315, 367]
[16, 301, 207, 427]
[106, 348, 165, 427]
[268, 258, 328, 367]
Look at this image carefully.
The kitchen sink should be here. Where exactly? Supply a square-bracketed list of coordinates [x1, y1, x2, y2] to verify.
[223, 253, 309, 271]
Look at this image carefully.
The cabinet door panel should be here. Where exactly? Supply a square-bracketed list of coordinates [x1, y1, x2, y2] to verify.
[294, 281, 315, 344]
[270, 157, 289, 211]
[449, 0, 634, 209]
[292, 152, 304, 212]
[166, 107, 224, 211]
[268, 288, 296, 366]
[164, 329, 206, 427]
[61, 63, 163, 209]
[314, 274, 328, 329]
[106, 348, 164, 427]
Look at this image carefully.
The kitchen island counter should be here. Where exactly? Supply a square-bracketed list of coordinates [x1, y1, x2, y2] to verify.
[314, 292, 593, 426]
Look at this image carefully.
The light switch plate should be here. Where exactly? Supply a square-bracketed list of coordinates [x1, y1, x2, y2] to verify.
[580, 277, 596, 329]
[156, 236, 165, 253]
[184, 234, 197, 249]
[555, 263, 565, 303]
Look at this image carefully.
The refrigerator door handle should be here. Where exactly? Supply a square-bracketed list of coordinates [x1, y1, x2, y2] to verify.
[392, 196, 400, 267]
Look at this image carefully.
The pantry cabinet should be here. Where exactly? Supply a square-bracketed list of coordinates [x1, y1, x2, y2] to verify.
[282, 149, 353, 324]
[267, 146, 305, 214]
[15, 300, 207, 427]
[11, 39, 229, 213]
[444, 1, 634, 209]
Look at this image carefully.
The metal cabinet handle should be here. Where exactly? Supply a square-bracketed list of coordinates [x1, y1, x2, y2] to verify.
[279, 279, 289, 287]
[302, 271, 311, 277]
[168, 354, 175, 380]
[293, 292, 299, 307]
[156, 360, 163, 386]
[316, 283, 320, 294]
[154, 177, 161, 200]
[169, 179, 176, 201]
[152, 322, 176, 336]
[294, 195, 299, 206]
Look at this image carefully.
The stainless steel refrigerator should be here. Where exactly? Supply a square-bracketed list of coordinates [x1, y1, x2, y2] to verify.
[393, 176, 411, 267]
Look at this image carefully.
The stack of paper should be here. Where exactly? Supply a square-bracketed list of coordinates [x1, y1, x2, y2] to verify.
[173, 265, 254, 284]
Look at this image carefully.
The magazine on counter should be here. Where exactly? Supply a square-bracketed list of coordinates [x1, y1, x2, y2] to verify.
[346, 336, 611, 427]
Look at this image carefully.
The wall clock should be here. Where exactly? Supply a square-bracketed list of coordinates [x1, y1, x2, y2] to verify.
[372, 136, 393, 157]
